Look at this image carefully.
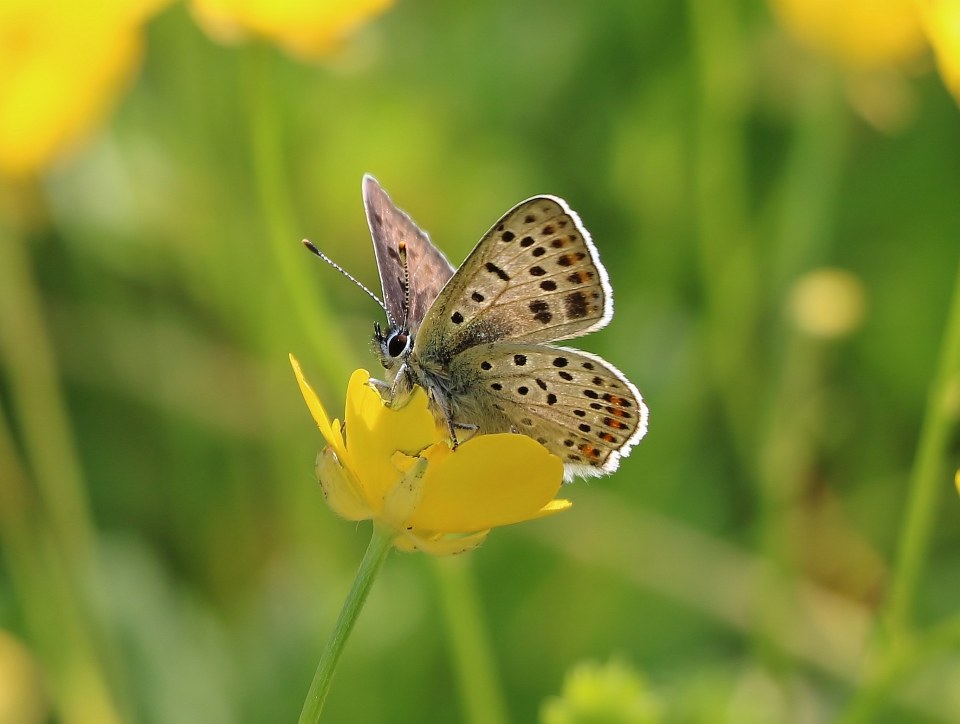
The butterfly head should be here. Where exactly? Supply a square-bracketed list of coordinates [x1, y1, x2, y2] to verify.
[373, 321, 412, 372]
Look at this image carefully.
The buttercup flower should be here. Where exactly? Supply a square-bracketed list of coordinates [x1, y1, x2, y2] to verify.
[769, 0, 927, 69]
[919, 0, 960, 102]
[190, 0, 393, 61]
[0, 0, 166, 177]
[290, 355, 570, 555]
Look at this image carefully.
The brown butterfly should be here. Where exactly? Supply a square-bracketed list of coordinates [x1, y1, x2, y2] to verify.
[306, 175, 648, 479]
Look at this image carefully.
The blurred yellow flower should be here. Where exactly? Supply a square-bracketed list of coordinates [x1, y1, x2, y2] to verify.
[769, 0, 927, 69]
[541, 658, 663, 724]
[0, 630, 47, 724]
[190, 0, 393, 61]
[788, 268, 867, 339]
[290, 355, 570, 556]
[919, 0, 960, 101]
[0, 0, 166, 178]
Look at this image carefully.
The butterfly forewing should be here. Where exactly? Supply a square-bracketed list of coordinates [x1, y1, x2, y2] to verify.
[363, 175, 455, 333]
[416, 196, 611, 355]
[450, 344, 648, 478]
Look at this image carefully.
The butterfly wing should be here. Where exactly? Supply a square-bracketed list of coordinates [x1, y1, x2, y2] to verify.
[363, 174, 455, 334]
[449, 343, 648, 479]
[415, 195, 611, 356]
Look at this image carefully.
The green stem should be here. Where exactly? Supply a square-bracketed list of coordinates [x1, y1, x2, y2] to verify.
[842, 256, 960, 721]
[433, 556, 510, 724]
[769, 61, 845, 290]
[686, 0, 758, 464]
[849, 610, 960, 719]
[886, 257, 960, 635]
[0, 220, 127, 721]
[298, 523, 395, 723]
[752, 64, 845, 680]
[244, 44, 354, 382]
[0, 221, 95, 565]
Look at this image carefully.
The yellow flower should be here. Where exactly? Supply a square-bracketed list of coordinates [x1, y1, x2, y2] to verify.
[919, 0, 960, 101]
[541, 659, 663, 724]
[0, 630, 47, 724]
[190, 0, 393, 61]
[769, 0, 927, 69]
[290, 355, 571, 555]
[0, 0, 166, 178]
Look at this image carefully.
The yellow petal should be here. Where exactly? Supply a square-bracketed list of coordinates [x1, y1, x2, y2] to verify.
[344, 369, 440, 505]
[408, 434, 564, 533]
[530, 498, 574, 519]
[0, 4, 143, 176]
[394, 530, 490, 556]
[379, 456, 428, 531]
[921, 0, 960, 102]
[289, 354, 346, 459]
[315, 448, 372, 521]
[770, 0, 926, 69]
[189, 0, 393, 60]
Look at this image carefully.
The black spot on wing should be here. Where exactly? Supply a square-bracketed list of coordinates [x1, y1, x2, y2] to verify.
[485, 262, 510, 281]
[564, 291, 590, 319]
[557, 252, 586, 267]
[529, 300, 552, 324]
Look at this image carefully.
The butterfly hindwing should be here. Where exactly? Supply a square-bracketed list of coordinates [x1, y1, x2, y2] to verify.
[363, 175, 455, 334]
[448, 343, 648, 478]
[416, 196, 611, 356]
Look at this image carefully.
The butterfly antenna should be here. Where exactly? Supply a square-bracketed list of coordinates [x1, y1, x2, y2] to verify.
[301, 240, 393, 325]
[398, 241, 411, 330]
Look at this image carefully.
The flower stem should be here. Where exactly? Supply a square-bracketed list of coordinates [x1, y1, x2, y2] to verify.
[885, 257, 960, 637]
[243, 44, 354, 382]
[0, 220, 95, 566]
[841, 256, 960, 721]
[298, 523, 395, 724]
[433, 556, 510, 724]
[0, 219, 127, 722]
[686, 0, 758, 465]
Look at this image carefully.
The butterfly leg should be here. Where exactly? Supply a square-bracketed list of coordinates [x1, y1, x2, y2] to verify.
[368, 377, 391, 397]
[370, 365, 415, 409]
[446, 420, 480, 450]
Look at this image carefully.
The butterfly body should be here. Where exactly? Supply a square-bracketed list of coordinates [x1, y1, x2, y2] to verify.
[357, 175, 647, 480]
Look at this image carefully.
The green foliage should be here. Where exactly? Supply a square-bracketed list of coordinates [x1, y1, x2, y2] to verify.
[1, 1, 959, 722]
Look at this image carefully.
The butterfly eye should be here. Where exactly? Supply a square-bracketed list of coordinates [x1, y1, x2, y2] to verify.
[386, 331, 410, 358]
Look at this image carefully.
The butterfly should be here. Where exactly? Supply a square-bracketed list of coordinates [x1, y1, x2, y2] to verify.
[305, 175, 648, 480]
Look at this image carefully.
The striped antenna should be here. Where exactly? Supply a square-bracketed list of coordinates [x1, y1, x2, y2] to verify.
[301, 240, 393, 325]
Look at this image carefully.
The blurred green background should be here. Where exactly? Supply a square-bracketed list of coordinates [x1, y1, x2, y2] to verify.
[1, 1, 959, 722]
